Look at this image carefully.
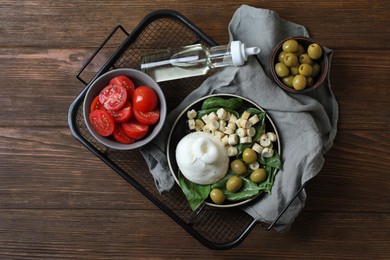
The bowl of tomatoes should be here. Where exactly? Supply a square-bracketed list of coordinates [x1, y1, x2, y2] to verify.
[83, 68, 166, 150]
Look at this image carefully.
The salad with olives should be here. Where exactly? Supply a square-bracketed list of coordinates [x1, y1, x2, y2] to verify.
[176, 96, 282, 210]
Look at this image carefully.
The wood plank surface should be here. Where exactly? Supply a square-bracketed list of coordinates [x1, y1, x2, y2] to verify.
[0, 0, 389, 259]
[0, 210, 388, 259]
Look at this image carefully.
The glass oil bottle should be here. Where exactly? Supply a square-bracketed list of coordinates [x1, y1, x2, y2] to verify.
[140, 41, 260, 82]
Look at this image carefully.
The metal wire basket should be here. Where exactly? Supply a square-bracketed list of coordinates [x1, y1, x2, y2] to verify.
[68, 10, 304, 249]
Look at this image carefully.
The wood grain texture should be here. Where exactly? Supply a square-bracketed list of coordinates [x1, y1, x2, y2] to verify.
[0, 210, 388, 259]
[1, 50, 388, 129]
[0, 0, 389, 258]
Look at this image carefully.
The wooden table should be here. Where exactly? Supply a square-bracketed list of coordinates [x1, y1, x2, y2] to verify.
[1, 0, 389, 258]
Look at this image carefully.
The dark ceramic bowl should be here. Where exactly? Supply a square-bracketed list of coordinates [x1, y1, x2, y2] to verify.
[83, 68, 166, 150]
[270, 36, 328, 94]
[166, 94, 281, 208]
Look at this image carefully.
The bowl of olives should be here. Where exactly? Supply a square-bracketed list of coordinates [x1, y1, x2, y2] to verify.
[270, 36, 328, 93]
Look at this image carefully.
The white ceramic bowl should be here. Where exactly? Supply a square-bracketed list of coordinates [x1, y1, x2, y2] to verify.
[83, 68, 166, 150]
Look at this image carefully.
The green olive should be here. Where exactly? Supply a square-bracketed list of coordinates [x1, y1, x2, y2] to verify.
[312, 63, 321, 78]
[278, 51, 287, 63]
[299, 63, 313, 77]
[230, 159, 246, 175]
[282, 75, 294, 88]
[306, 77, 314, 87]
[289, 66, 299, 76]
[282, 39, 299, 53]
[210, 189, 225, 204]
[307, 43, 323, 60]
[250, 168, 267, 183]
[275, 62, 289, 77]
[293, 44, 305, 56]
[242, 148, 257, 164]
[283, 53, 298, 67]
[299, 53, 313, 65]
[226, 176, 243, 192]
[293, 75, 307, 90]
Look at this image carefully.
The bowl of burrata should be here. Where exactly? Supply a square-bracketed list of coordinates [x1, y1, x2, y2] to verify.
[83, 68, 166, 150]
[167, 94, 282, 210]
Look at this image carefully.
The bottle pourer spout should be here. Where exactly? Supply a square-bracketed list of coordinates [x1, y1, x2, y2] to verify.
[245, 47, 261, 56]
[231, 41, 261, 66]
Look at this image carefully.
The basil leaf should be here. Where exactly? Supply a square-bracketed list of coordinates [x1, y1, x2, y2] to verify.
[201, 97, 243, 110]
[258, 166, 277, 194]
[246, 107, 265, 116]
[259, 152, 282, 170]
[177, 171, 210, 211]
[225, 177, 262, 201]
[210, 173, 231, 190]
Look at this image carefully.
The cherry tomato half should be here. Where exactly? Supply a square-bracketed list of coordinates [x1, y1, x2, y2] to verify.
[110, 75, 135, 100]
[132, 86, 158, 113]
[99, 84, 127, 111]
[89, 110, 115, 137]
[122, 119, 149, 140]
[109, 101, 133, 123]
[112, 124, 135, 144]
[133, 108, 160, 125]
[90, 96, 105, 112]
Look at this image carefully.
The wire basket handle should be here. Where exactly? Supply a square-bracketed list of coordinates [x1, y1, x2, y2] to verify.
[76, 25, 129, 85]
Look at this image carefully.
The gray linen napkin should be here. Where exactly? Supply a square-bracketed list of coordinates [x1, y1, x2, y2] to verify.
[140, 5, 338, 232]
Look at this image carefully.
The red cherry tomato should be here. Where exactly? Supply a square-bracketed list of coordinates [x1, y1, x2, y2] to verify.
[89, 110, 115, 137]
[99, 84, 127, 111]
[90, 96, 105, 112]
[132, 86, 158, 113]
[110, 75, 135, 99]
[133, 108, 160, 125]
[122, 119, 149, 140]
[109, 101, 133, 123]
[112, 124, 135, 144]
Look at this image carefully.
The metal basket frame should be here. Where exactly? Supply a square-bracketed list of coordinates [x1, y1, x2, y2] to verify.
[68, 9, 305, 250]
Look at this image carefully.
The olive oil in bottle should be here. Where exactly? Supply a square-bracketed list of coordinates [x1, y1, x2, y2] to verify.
[141, 41, 260, 82]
